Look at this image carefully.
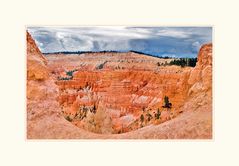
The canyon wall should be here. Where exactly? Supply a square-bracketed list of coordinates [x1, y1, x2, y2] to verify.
[27, 32, 92, 138]
[52, 54, 193, 132]
[183, 43, 212, 112]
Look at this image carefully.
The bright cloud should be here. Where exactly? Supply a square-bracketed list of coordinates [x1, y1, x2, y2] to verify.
[156, 29, 191, 38]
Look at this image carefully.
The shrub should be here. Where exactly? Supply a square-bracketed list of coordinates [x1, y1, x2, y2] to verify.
[57, 76, 73, 81]
[65, 116, 72, 122]
[146, 113, 153, 121]
[140, 114, 144, 123]
[92, 104, 97, 114]
[66, 69, 77, 77]
[155, 108, 161, 119]
[163, 96, 172, 108]
[142, 106, 146, 112]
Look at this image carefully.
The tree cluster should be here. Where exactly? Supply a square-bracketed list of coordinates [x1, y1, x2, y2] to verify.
[66, 69, 78, 77]
[169, 58, 197, 67]
[57, 76, 72, 80]
[57, 69, 78, 80]
[162, 96, 172, 108]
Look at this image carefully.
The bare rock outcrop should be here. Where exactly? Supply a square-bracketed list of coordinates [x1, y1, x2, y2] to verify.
[27, 32, 48, 81]
[184, 43, 212, 112]
[27, 32, 85, 138]
[188, 43, 212, 93]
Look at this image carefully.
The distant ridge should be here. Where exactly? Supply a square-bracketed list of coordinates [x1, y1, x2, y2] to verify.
[43, 50, 173, 59]
[128, 50, 171, 59]
[44, 50, 120, 55]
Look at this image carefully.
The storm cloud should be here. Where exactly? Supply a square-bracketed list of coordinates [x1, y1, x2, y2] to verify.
[27, 26, 212, 58]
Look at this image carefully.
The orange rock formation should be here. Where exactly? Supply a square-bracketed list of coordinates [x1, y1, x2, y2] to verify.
[27, 31, 212, 139]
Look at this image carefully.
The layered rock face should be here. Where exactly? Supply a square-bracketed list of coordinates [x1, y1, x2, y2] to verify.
[188, 43, 212, 93]
[56, 70, 190, 133]
[46, 45, 211, 134]
[184, 43, 212, 112]
[27, 32, 91, 138]
[27, 31, 212, 138]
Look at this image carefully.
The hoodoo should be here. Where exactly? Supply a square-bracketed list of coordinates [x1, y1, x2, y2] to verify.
[27, 31, 212, 139]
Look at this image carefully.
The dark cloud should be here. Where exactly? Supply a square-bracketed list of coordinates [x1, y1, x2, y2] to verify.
[27, 26, 212, 57]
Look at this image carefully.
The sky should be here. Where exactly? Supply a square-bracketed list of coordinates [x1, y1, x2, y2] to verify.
[27, 26, 212, 58]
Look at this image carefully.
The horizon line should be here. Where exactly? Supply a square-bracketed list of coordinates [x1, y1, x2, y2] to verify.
[43, 50, 198, 58]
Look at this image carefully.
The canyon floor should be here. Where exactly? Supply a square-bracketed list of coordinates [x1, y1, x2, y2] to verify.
[27, 32, 212, 139]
